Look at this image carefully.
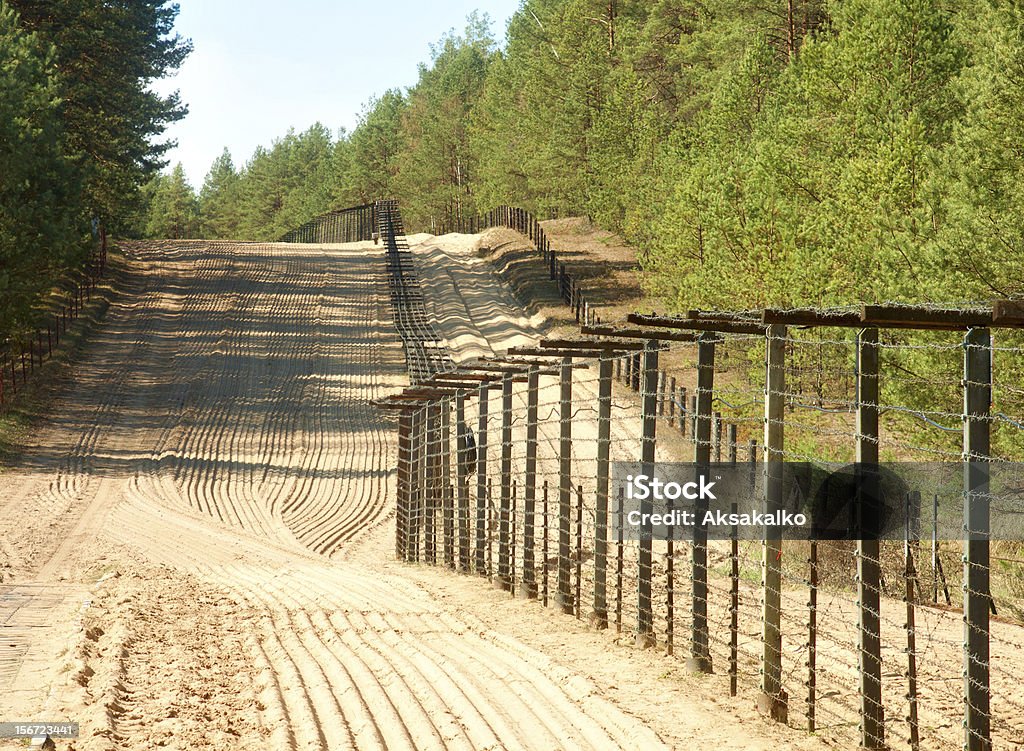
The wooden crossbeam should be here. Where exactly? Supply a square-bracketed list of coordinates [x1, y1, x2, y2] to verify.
[685, 309, 762, 323]
[860, 304, 991, 330]
[430, 372, 501, 382]
[991, 299, 1024, 325]
[762, 308, 861, 327]
[626, 313, 765, 335]
[508, 346, 605, 359]
[539, 338, 645, 351]
[992, 300, 1024, 326]
[459, 363, 535, 373]
[580, 325, 700, 343]
[480, 354, 565, 367]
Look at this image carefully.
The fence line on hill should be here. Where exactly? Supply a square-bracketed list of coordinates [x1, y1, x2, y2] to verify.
[280, 202, 599, 325]
[441, 206, 599, 327]
[0, 235, 108, 411]
[278, 202, 378, 243]
[378, 301, 1024, 751]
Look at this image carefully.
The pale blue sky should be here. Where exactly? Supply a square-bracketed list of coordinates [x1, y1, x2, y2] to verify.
[152, 1, 520, 188]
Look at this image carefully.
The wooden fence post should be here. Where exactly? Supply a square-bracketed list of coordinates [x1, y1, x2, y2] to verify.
[808, 528, 818, 731]
[410, 408, 425, 562]
[557, 357, 574, 614]
[857, 326, 884, 749]
[395, 407, 411, 561]
[658, 370, 667, 416]
[498, 372, 514, 590]
[905, 491, 921, 751]
[440, 397, 454, 568]
[689, 332, 715, 673]
[425, 402, 440, 565]
[522, 366, 540, 598]
[759, 323, 788, 723]
[456, 392, 470, 572]
[637, 339, 659, 647]
[729, 424, 739, 696]
[963, 327, 991, 751]
[476, 383, 490, 574]
[592, 354, 613, 628]
[679, 387, 688, 437]
[668, 376, 677, 427]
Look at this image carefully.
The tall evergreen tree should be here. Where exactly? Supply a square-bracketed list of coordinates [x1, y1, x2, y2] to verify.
[199, 148, 241, 240]
[345, 91, 407, 204]
[9, 0, 191, 231]
[397, 13, 496, 230]
[0, 1, 79, 333]
[145, 163, 198, 239]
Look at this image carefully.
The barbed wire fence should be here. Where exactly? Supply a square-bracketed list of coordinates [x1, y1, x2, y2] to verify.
[377, 300, 1024, 751]
[0, 231, 108, 411]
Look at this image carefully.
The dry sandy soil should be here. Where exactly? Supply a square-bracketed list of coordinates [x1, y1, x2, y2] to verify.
[0, 230, 1014, 750]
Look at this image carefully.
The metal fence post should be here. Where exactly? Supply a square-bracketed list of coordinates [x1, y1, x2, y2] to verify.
[759, 323, 788, 723]
[637, 339, 659, 646]
[857, 326, 884, 749]
[689, 332, 715, 673]
[963, 327, 991, 751]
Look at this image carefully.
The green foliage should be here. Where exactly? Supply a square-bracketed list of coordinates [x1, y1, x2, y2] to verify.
[1, 0, 187, 344]
[9, 0, 191, 232]
[345, 91, 407, 205]
[0, 1, 79, 333]
[397, 14, 495, 230]
[184, 0, 1024, 327]
[144, 163, 198, 240]
[199, 149, 241, 240]
[940, 2, 1024, 299]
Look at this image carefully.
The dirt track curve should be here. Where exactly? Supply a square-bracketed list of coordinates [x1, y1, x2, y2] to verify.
[0, 238, 829, 750]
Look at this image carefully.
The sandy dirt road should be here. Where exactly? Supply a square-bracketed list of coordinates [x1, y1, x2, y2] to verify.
[0, 238, 834, 750]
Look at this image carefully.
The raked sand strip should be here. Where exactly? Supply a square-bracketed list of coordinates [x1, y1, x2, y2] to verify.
[0, 238, 695, 750]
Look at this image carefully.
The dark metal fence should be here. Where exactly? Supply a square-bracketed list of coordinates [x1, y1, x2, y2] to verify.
[278, 203, 377, 243]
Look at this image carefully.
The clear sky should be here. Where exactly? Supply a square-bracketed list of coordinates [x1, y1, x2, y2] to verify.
[151, 1, 521, 189]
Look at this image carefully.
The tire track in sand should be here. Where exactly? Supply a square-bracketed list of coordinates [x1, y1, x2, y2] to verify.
[3, 238, 672, 750]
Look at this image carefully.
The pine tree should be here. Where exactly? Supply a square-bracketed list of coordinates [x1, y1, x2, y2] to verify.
[199, 148, 241, 239]
[9, 0, 191, 233]
[145, 164, 198, 239]
[397, 13, 496, 230]
[0, 1, 79, 334]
